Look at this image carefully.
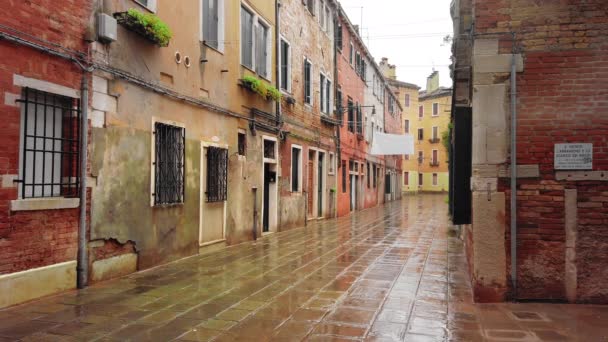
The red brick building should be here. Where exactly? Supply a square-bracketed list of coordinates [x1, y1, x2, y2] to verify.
[0, 0, 92, 307]
[335, 8, 375, 218]
[451, 0, 608, 303]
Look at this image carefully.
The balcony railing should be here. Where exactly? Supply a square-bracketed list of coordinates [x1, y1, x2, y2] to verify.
[429, 161, 440, 167]
[428, 138, 441, 144]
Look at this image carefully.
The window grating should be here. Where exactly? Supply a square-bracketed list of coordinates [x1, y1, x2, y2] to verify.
[206, 146, 228, 202]
[154, 122, 185, 205]
[17, 88, 81, 199]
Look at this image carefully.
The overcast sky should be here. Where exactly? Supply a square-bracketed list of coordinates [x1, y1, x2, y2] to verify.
[338, 0, 453, 89]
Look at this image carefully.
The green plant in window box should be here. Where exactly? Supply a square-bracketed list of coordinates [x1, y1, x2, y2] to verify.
[241, 75, 282, 102]
[114, 9, 173, 47]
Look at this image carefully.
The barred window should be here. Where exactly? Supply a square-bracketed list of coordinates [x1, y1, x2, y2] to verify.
[17, 88, 81, 199]
[154, 122, 185, 205]
[206, 146, 228, 202]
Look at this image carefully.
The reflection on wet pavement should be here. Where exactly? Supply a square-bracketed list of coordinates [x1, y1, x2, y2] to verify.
[0, 195, 607, 341]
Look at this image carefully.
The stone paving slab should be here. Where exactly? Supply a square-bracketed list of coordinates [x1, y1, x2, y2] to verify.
[0, 195, 607, 341]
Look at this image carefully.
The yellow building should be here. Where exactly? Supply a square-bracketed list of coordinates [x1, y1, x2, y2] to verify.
[416, 71, 451, 192]
[387, 78, 421, 193]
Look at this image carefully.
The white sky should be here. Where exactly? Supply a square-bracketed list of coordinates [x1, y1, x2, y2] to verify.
[338, 0, 453, 89]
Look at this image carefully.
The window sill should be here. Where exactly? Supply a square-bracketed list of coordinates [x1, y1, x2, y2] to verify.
[202, 41, 224, 55]
[10, 198, 80, 212]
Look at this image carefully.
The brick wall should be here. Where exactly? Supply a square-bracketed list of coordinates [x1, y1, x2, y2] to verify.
[475, 0, 608, 302]
[0, 0, 91, 275]
[336, 16, 367, 217]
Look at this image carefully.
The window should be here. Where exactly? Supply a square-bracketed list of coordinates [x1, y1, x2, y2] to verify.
[433, 103, 439, 116]
[347, 98, 354, 133]
[355, 52, 361, 75]
[202, 0, 223, 50]
[418, 151, 423, 164]
[432, 149, 438, 164]
[328, 153, 335, 175]
[432, 126, 438, 140]
[404, 120, 410, 134]
[241, 5, 270, 78]
[326, 79, 332, 115]
[18, 88, 81, 199]
[367, 162, 370, 188]
[335, 86, 342, 117]
[153, 122, 185, 205]
[418, 128, 424, 141]
[240, 6, 254, 69]
[280, 39, 291, 92]
[304, 58, 313, 105]
[291, 146, 302, 192]
[356, 103, 363, 135]
[206, 146, 228, 202]
[238, 130, 246, 156]
[342, 160, 347, 192]
[336, 24, 343, 51]
[263, 139, 276, 159]
[433, 173, 438, 186]
[135, 0, 157, 12]
[419, 105, 423, 119]
[404, 172, 409, 186]
[361, 61, 367, 81]
[419, 173, 423, 186]
[306, 0, 315, 15]
[373, 164, 377, 188]
[349, 42, 354, 66]
[255, 22, 269, 77]
[319, 0, 326, 28]
[404, 94, 410, 107]
[324, 6, 331, 32]
[320, 74, 331, 114]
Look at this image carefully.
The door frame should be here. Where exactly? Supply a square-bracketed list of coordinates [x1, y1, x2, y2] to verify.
[199, 141, 228, 246]
[261, 135, 279, 234]
[308, 147, 327, 219]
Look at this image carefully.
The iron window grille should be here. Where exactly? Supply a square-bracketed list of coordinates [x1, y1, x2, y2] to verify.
[16, 88, 81, 199]
[153, 122, 185, 205]
[347, 100, 354, 132]
[206, 146, 228, 202]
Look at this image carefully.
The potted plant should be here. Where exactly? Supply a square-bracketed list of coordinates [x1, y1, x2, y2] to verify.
[114, 9, 173, 47]
[240, 76, 282, 102]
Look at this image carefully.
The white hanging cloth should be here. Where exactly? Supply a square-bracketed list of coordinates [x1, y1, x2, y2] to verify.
[370, 132, 415, 156]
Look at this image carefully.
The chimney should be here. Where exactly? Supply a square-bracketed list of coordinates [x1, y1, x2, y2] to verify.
[353, 25, 360, 35]
[426, 71, 439, 93]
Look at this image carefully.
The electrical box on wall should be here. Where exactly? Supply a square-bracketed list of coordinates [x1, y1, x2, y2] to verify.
[98, 13, 117, 43]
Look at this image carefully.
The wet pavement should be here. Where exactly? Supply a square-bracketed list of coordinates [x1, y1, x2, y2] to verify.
[0, 195, 607, 341]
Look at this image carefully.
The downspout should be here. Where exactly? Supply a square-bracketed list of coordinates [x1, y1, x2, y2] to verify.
[510, 48, 518, 298]
[77, 74, 89, 289]
[275, 0, 281, 123]
[333, 11, 340, 218]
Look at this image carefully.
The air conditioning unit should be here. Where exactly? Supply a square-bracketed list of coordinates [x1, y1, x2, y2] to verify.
[98, 13, 117, 43]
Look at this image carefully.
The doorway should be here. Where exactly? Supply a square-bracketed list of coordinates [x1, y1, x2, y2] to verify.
[308, 151, 314, 217]
[317, 152, 324, 217]
[261, 136, 278, 234]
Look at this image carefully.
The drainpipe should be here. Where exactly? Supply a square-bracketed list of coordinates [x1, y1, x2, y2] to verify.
[510, 50, 518, 298]
[252, 187, 258, 241]
[275, 0, 281, 124]
[77, 75, 89, 289]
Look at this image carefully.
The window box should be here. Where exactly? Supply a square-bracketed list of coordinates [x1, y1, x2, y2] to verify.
[114, 9, 172, 47]
[429, 161, 440, 167]
[239, 76, 281, 102]
[284, 95, 296, 105]
[320, 114, 339, 126]
[428, 138, 441, 144]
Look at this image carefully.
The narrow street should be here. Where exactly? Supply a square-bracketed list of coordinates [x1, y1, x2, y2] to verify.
[0, 195, 606, 341]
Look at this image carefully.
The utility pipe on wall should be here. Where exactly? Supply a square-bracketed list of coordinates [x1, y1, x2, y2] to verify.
[510, 50, 518, 297]
[77, 75, 89, 289]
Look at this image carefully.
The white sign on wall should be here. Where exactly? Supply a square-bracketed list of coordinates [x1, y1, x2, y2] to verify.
[554, 143, 593, 170]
